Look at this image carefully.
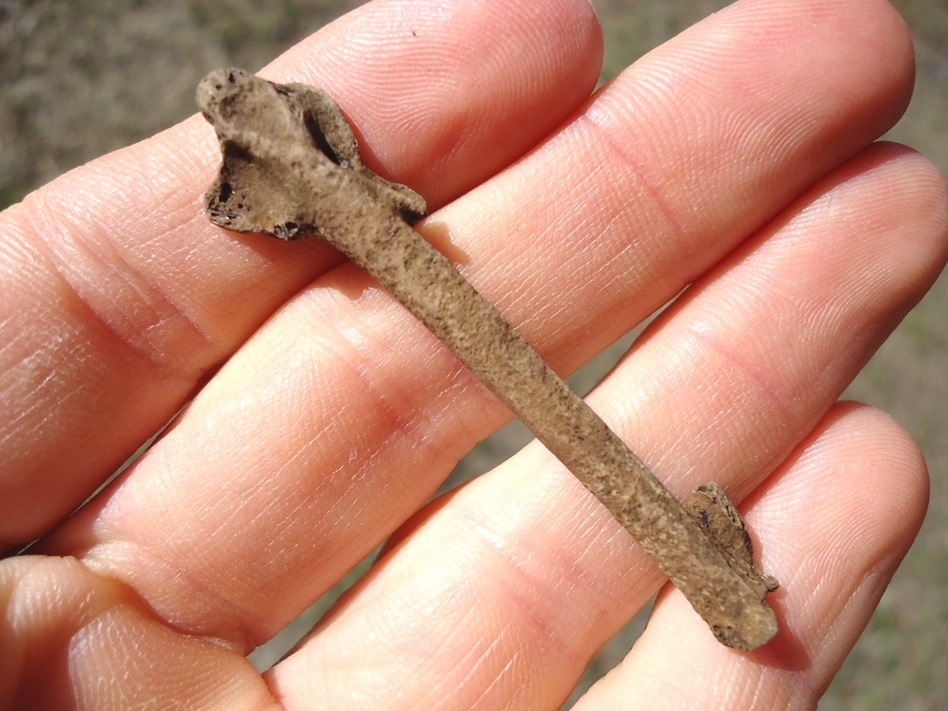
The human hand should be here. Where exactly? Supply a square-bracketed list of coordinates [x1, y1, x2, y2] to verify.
[2, 0, 945, 708]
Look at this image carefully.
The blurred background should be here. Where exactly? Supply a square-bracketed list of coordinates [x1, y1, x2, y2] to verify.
[1, 1, 944, 708]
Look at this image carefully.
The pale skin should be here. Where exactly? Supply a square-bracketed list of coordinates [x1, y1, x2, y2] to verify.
[0, 0, 945, 709]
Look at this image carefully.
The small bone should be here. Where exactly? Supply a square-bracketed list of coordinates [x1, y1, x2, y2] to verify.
[197, 68, 779, 650]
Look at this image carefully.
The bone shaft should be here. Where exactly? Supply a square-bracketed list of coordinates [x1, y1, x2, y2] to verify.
[325, 216, 776, 650]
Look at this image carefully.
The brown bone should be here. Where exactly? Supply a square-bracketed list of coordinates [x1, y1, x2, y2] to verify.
[197, 68, 779, 650]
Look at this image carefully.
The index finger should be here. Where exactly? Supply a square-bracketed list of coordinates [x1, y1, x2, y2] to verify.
[0, 0, 603, 548]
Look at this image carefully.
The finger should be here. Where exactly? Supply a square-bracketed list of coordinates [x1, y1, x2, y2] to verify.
[42, 0, 923, 649]
[264, 144, 945, 707]
[574, 406, 927, 709]
[0, 556, 280, 710]
[0, 0, 602, 546]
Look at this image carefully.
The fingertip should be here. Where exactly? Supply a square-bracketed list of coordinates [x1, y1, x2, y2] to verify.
[265, 0, 604, 204]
